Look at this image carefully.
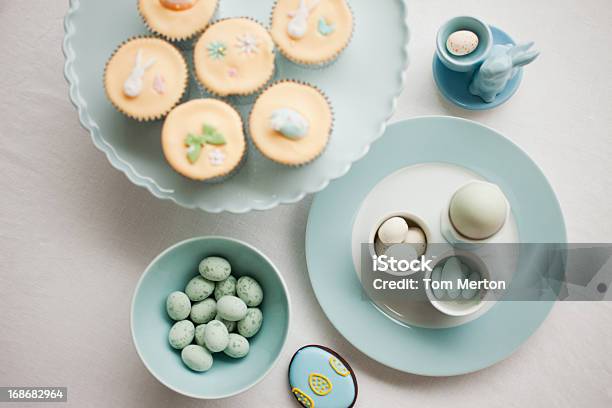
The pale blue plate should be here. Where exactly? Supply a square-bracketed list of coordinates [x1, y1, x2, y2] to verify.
[63, 0, 409, 213]
[131, 237, 290, 398]
[433, 26, 523, 110]
[306, 117, 566, 376]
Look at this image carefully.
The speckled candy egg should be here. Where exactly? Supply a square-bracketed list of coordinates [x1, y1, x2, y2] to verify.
[236, 276, 264, 307]
[216, 295, 247, 322]
[203, 320, 229, 352]
[404, 227, 427, 256]
[446, 30, 479, 56]
[215, 313, 236, 333]
[168, 320, 195, 350]
[199, 256, 232, 281]
[237, 307, 263, 338]
[181, 345, 213, 372]
[224, 333, 250, 358]
[214, 275, 237, 300]
[377, 217, 408, 244]
[289, 345, 358, 408]
[166, 291, 191, 321]
[190, 298, 217, 324]
[194, 324, 207, 346]
[185, 275, 215, 301]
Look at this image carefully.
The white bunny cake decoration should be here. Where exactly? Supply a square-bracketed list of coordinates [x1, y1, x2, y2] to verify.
[123, 49, 156, 98]
[287, 0, 321, 39]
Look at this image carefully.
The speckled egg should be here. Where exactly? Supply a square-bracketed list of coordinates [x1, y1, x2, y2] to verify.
[194, 324, 207, 346]
[166, 291, 191, 321]
[190, 298, 217, 324]
[236, 276, 264, 307]
[215, 313, 236, 333]
[237, 307, 263, 338]
[377, 217, 408, 244]
[181, 345, 213, 372]
[185, 275, 215, 301]
[203, 320, 229, 352]
[216, 295, 247, 322]
[168, 320, 195, 350]
[214, 275, 237, 300]
[224, 333, 250, 358]
[446, 30, 479, 56]
[404, 227, 427, 256]
[199, 256, 232, 282]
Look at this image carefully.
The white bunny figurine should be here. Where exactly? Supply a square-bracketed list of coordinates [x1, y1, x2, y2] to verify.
[469, 42, 540, 103]
[287, 0, 320, 39]
[123, 49, 156, 98]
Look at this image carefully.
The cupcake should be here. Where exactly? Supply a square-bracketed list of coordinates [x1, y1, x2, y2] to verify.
[249, 80, 333, 166]
[193, 18, 276, 97]
[162, 99, 247, 181]
[270, 0, 354, 67]
[104, 37, 188, 121]
[138, 0, 219, 41]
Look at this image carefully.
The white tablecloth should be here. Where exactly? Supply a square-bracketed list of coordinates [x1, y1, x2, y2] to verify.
[1, 0, 611, 406]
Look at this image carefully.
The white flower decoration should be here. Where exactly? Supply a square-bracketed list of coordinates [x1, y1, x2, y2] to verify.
[208, 148, 226, 166]
[235, 33, 259, 55]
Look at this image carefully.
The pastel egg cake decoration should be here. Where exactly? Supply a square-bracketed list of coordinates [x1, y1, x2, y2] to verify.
[161, 99, 246, 181]
[104, 37, 188, 121]
[193, 17, 276, 97]
[289, 345, 358, 408]
[249, 80, 333, 166]
[271, 0, 354, 66]
[138, 0, 219, 41]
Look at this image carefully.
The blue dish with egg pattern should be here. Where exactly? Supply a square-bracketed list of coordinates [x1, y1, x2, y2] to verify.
[289, 345, 357, 408]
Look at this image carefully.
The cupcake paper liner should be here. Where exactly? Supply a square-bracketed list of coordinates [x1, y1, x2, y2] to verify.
[103, 36, 189, 122]
[247, 79, 335, 167]
[192, 17, 278, 99]
[268, 0, 355, 68]
[138, 0, 220, 43]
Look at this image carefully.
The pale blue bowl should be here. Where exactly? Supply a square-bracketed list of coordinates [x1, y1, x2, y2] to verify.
[131, 237, 291, 399]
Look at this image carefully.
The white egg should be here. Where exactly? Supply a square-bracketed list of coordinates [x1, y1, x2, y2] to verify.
[449, 181, 508, 240]
[404, 227, 427, 256]
[446, 30, 479, 56]
[377, 217, 409, 244]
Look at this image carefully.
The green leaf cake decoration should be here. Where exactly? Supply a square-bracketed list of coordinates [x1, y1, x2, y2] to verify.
[185, 124, 227, 164]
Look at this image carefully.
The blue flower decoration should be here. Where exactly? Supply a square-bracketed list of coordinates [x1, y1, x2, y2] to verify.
[207, 41, 227, 60]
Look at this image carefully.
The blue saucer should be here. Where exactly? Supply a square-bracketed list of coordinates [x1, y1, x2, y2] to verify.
[433, 26, 522, 110]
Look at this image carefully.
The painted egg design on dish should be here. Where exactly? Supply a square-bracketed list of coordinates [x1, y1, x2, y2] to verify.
[292, 388, 315, 408]
[309, 373, 332, 396]
[329, 356, 350, 377]
[289, 345, 358, 408]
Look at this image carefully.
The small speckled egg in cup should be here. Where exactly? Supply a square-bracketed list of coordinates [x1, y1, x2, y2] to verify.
[193, 18, 276, 97]
[370, 211, 432, 262]
[131, 236, 290, 399]
[249, 80, 333, 166]
[104, 37, 188, 121]
[161, 99, 247, 182]
[270, 0, 354, 67]
[138, 0, 219, 42]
